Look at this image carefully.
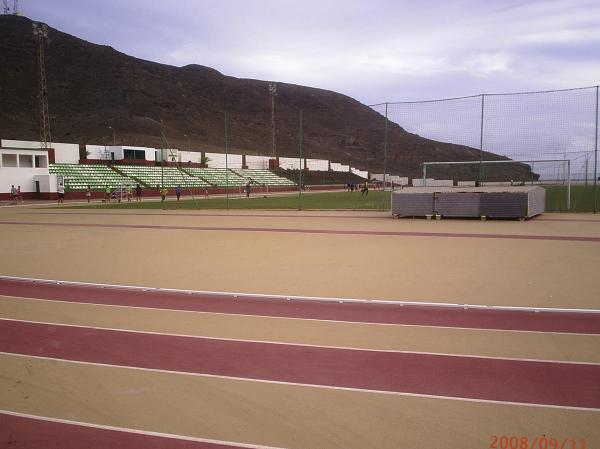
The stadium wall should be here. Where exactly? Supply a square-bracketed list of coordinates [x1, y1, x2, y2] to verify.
[245, 155, 270, 169]
[206, 152, 243, 168]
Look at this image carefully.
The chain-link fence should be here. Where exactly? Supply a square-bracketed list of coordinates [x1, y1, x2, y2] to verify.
[371, 86, 600, 212]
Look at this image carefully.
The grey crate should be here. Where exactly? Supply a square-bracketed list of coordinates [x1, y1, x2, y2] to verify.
[392, 186, 545, 219]
[434, 192, 480, 217]
[392, 193, 434, 216]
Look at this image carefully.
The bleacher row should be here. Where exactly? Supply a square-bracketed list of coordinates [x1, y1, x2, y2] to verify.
[232, 169, 295, 187]
[49, 164, 296, 190]
[185, 168, 246, 187]
[117, 165, 211, 188]
[49, 164, 130, 189]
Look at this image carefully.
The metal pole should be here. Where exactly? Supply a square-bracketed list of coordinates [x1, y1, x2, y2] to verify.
[298, 110, 303, 211]
[594, 85, 599, 213]
[383, 103, 388, 191]
[479, 94, 485, 185]
[382, 103, 388, 209]
[422, 163, 426, 186]
[269, 83, 277, 159]
[225, 111, 229, 210]
[567, 159, 571, 211]
[160, 123, 165, 191]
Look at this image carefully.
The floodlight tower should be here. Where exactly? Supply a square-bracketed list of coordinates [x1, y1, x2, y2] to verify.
[33, 22, 51, 149]
[268, 83, 277, 158]
[2, 1, 9, 14]
[12, 0, 18, 15]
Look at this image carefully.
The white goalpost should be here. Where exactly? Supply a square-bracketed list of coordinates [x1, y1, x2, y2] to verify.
[421, 159, 571, 210]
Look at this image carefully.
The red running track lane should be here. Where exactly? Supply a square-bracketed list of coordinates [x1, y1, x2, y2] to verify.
[0, 412, 265, 449]
[28, 211, 600, 223]
[31, 211, 386, 220]
[2, 220, 600, 242]
[1, 320, 599, 408]
[1, 277, 599, 334]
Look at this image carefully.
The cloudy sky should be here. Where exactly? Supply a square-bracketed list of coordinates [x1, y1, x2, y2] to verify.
[18, 0, 600, 104]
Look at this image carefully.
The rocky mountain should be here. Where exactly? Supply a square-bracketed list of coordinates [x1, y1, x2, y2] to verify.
[0, 14, 529, 179]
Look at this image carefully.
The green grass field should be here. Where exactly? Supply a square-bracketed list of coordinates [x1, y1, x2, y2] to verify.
[70, 191, 391, 211]
[544, 185, 600, 212]
[69, 186, 600, 213]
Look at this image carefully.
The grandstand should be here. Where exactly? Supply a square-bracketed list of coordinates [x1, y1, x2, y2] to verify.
[184, 168, 248, 187]
[116, 165, 211, 188]
[2, 139, 365, 200]
[49, 163, 131, 190]
[231, 169, 296, 187]
[47, 164, 297, 192]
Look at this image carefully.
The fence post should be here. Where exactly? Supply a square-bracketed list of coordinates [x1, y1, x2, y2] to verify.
[594, 86, 599, 213]
[383, 102, 389, 209]
[567, 159, 571, 211]
[479, 93, 485, 185]
[383, 103, 388, 189]
[160, 121, 166, 191]
[224, 111, 229, 210]
[298, 110, 303, 211]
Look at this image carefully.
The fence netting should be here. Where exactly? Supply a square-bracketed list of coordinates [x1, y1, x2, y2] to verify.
[371, 86, 599, 212]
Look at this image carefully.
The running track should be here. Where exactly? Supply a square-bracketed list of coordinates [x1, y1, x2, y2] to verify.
[1, 319, 599, 408]
[2, 277, 600, 448]
[0, 412, 262, 449]
[24, 211, 600, 223]
[1, 277, 599, 333]
[2, 220, 600, 242]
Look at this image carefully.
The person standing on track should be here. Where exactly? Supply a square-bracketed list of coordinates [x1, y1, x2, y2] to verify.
[175, 185, 182, 201]
[57, 183, 65, 204]
[160, 186, 168, 202]
[10, 185, 17, 205]
[135, 184, 142, 202]
[245, 180, 252, 198]
[85, 186, 92, 203]
[361, 180, 369, 197]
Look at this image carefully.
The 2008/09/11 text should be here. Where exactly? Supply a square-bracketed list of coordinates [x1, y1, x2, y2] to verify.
[490, 435, 587, 449]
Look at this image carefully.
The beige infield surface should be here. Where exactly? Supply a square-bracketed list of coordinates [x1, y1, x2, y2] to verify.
[1, 205, 600, 308]
[0, 202, 599, 449]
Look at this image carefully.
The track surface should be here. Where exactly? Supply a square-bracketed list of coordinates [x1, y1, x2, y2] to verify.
[2, 318, 599, 408]
[1, 207, 600, 448]
[3, 219, 600, 242]
[1, 412, 258, 449]
[1, 277, 599, 333]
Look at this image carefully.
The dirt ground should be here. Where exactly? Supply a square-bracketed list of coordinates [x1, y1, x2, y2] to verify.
[1, 203, 599, 449]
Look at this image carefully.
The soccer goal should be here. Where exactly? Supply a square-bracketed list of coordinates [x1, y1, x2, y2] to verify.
[421, 159, 571, 211]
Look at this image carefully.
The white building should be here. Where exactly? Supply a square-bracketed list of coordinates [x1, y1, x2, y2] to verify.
[85, 145, 160, 162]
[0, 140, 58, 198]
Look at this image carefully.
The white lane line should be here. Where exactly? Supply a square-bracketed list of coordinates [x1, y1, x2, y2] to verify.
[2, 274, 599, 314]
[1, 294, 598, 337]
[2, 352, 599, 412]
[0, 409, 286, 449]
[1, 316, 598, 366]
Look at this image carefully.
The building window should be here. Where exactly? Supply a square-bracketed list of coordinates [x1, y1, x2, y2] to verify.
[124, 149, 146, 160]
[19, 154, 34, 167]
[35, 155, 48, 168]
[2, 154, 18, 167]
